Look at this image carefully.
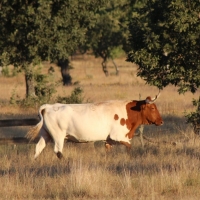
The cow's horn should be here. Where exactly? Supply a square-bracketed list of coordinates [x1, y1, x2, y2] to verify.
[146, 90, 160, 104]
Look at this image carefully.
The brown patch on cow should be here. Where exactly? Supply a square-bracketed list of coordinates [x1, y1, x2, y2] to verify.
[126, 101, 143, 114]
[125, 101, 144, 139]
[114, 114, 119, 120]
[125, 119, 132, 130]
[125, 99, 163, 139]
[120, 118, 126, 126]
[125, 127, 136, 139]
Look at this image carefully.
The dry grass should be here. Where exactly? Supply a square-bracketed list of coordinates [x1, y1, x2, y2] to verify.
[0, 55, 200, 199]
[1, 135, 200, 200]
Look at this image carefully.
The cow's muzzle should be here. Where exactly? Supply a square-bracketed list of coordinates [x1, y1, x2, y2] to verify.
[155, 120, 164, 126]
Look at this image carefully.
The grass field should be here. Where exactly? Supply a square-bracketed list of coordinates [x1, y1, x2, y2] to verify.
[0, 55, 200, 199]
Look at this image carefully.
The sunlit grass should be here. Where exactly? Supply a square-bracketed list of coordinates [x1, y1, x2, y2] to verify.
[1, 134, 200, 200]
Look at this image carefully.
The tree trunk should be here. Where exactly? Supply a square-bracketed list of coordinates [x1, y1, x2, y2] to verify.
[25, 68, 35, 98]
[58, 59, 72, 85]
[102, 59, 109, 76]
[111, 58, 119, 75]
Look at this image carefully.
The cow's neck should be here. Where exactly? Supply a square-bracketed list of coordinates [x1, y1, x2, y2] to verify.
[126, 121, 141, 139]
[125, 100, 144, 139]
[140, 105, 149, 125]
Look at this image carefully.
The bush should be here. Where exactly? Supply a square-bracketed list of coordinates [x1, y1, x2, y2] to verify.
[1, 66, 10, 77]
[9, 65, 59, 107]
[57, 87, 84, 104]
[185, 97, 200, 135]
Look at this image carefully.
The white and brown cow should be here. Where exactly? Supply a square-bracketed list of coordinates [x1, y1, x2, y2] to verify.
[26, 93, 163, 159]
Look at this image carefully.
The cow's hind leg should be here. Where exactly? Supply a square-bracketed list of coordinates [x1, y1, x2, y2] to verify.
[52, 135, 65, 159]
[105, 135, 118, 151]
[34, 128, 51, 159]
[105, 143, 113, 151]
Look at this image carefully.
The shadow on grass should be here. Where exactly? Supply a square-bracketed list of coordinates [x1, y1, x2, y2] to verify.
[141, 114, 191, 137]
[0, 161, 71, 177]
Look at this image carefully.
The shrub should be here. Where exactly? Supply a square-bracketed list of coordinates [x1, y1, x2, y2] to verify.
[185, 97, 200, 135]
[57, 87, 84, 104]
[1, 66, 10, 77]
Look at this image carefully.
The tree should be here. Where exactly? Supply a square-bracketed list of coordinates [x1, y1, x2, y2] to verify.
[127, 0, 200, 93]
[0, 0, 106, 97]
[127, 0, 200, 127]
[82, 0, 130, 76]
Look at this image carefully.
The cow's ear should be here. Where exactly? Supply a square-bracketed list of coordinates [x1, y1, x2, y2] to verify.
[145, 96, 151, 104]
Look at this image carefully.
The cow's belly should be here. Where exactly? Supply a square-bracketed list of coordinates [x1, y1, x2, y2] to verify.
[66, 118, 111, 141]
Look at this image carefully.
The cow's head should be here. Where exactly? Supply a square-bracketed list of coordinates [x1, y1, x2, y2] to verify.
[125, 91, 163, 126]
[122, 92, 163, 139]
[141, 92, 163, 126]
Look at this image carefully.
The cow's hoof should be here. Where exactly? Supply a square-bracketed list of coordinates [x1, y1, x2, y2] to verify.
[57, 151, 63, 159]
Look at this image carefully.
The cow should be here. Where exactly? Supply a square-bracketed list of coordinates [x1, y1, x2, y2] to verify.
[26, 92, 163, 159]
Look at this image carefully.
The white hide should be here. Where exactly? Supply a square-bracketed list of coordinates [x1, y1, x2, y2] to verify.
[34, 101, 131, 158]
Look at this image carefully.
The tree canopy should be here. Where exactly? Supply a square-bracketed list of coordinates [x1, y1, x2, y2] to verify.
[82, 0, 130, 75]
[0, 0, 106, 66]
[0, 0, 106, 97]
[127, 0, 200, 94]
[0, 0, 199, 103]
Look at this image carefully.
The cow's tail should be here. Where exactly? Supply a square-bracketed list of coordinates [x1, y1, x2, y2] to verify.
[26, 104, 47, 141]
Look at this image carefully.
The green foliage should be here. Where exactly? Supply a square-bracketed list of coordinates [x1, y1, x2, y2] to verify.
[1, 66, 18, 77]
[32, 66, 58, 104]
[10, 65, 59, 107]
[57, 87, 84, 104]
[10, 86, 20, 105]
[127, 0, 200, 94]
[110, 46, 126, 59]
[185, 97, 200, 134]
[10, 86, 84, 108]
[1, 66, 9, 77]
[0, 0, 107, 98]
[19, 96, 46, 108]
[32, 65, 57, 101]
[34, 74, 56, 100]
[0, 0, 107, 66]
[83, 0, 130, 60]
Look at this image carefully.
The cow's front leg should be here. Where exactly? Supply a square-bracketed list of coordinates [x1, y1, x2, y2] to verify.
[120, 141, 131, 152]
